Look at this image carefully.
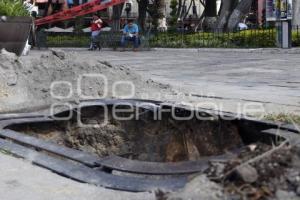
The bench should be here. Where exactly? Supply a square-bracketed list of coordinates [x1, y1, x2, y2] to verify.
[36, 30, 151, 50]
[94, 31, 150, 50]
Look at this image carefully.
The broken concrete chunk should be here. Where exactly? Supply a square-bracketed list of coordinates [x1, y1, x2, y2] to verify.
[235, 164, 258, 183]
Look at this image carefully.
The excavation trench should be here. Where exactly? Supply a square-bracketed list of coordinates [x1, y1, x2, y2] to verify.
[5, 104, 274, 163]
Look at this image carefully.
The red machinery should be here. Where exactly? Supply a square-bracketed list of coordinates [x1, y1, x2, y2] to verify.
[35, 0, 126, 26]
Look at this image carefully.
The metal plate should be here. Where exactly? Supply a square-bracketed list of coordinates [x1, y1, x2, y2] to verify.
[0, 138, 187, 192]
[0, 129, 99, 167]
[99, 155, 215, 175]
[0, 117, 53, 129]
[262, 129, 300, 146]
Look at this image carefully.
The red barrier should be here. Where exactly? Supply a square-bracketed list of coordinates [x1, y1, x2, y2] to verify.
[35, 0, 125, 26]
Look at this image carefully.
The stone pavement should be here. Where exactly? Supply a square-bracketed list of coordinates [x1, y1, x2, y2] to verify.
[58, 48, 300, 114]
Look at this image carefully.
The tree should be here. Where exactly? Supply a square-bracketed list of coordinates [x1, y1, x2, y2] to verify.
[205, 0, 217, 17]
[136, 0, 255, 32]
[227, 0, 253, 30]
[137, 0, 165, 31]
[157, 0, 167, 30]
[169, 0, 179, 30]
[137, 0, 148, 31]
[213, 0, 253, 31]
[215, 0, 238, 31]
[202, 0, 218, 30]
[112, 4, 124, 31]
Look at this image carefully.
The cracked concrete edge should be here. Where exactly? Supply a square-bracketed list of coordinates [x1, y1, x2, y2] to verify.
[152, 47, 300, 54]
[46, 47, 300, 54]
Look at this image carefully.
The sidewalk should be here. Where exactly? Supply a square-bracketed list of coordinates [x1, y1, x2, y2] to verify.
[0, 153, 154, 200]
[52, 48, 300, 114]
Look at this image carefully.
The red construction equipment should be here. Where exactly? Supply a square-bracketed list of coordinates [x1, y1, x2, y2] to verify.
[35, 0, 126, 26]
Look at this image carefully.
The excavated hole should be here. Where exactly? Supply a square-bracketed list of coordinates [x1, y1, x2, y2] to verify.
[6, 105, 268, 162]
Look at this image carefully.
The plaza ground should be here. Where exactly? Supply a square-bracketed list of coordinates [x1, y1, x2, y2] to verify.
[57, 48, 300, 114]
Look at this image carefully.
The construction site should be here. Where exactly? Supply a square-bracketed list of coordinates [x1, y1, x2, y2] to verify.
[1, 0, 300, 200]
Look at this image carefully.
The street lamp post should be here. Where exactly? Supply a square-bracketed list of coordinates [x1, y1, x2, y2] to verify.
[266, 0, 293, 48]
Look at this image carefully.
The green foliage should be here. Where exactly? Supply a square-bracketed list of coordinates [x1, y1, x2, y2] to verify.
[46, 29, 300, 48]
[264, 113, 300, 125]
[149, 29, 278, 48]
[292, 29, 300, 46]
[0, 0, 29, 16]
[47, 35, 90, 47]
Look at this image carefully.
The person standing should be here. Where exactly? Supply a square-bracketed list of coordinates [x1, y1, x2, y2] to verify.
[89, 14, 102, 51]
[67, 0, 74, 8]
[121, 19, 140, 51]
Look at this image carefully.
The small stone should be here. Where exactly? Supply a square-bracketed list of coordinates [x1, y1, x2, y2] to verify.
[296, 186, 300, 196]
[287, 169, 300, 185]
[276, 190, 297, 200]
[235, 164, 258, 183]
[211, 162, 225, 177]
[248, 144, 257, 152]
[41, 88, 49, 93]
[6, 74, 17, 86]
[7, 81, 16, 86]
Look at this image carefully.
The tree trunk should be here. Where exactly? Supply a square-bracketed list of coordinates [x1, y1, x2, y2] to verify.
[138, 0, 148, 31]
[293, 0, 300, 26]
[179, 0, 186, 18]
[215, 0, 238, 31]
[202, 0, 217, 30]
[183, 0, 193, 19]
[205, 0, 217, 17]
[227, 0, 253, 30]
[158, 0, 167, 31]
[112, 4, 124, 31]
[177, 0, 182, 16]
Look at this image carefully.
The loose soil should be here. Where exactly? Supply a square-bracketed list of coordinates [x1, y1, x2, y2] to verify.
[9, 106, 243, 162]
[0, 49, 174, 113]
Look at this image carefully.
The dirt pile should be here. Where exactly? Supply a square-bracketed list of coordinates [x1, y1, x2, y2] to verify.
[0, 49, 29, 109]
[155, 143, 300, 200]
[64, 115, 242, 162]
[9, 107, 243, 163]
[0, 49, 174, 113]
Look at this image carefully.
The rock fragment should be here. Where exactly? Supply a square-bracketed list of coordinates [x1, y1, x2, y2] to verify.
[235, 164, 258, 183]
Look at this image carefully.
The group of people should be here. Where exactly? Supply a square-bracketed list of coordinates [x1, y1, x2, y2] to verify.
[89, 15, 140, 51]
